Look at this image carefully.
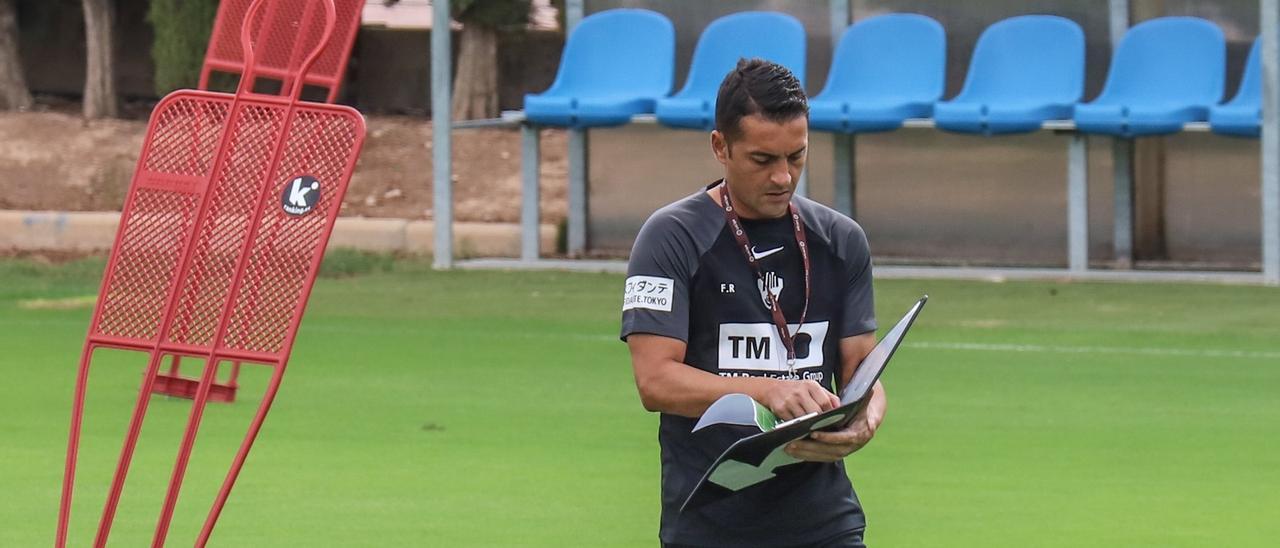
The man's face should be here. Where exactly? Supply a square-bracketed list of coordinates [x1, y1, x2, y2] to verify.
[711, 113, 808, 220]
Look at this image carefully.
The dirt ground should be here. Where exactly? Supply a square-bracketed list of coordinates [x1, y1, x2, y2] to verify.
[0, 110, 568, 224]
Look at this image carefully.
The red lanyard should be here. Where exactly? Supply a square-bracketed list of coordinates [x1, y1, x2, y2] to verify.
[717, 182, 811, 374]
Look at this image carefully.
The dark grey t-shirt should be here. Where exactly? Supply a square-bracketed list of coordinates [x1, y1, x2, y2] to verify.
[620, 184, 877, 547]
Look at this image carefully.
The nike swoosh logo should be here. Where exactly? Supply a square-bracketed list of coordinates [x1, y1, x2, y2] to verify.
[751, 245, 784, 260]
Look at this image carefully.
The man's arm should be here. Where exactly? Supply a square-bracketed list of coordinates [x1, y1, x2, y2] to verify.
[627, 333, 839, 419]
[784, 332, 887, 462]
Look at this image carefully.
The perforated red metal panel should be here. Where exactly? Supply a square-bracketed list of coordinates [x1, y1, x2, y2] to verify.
[201, 0, 366, 102]
[225, 108, 362, 354]
[171, 103, 287, 349]
[94, 188, 201, 341]
[310, 0, 363, 78]
[94, 96, 232, 343]
[141, 97, 231, 176]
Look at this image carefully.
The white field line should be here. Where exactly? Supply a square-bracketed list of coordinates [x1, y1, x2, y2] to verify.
[7, 315, 1276, 361]
[488, 333, 1280, 362]
[907, 341, 1280, 361]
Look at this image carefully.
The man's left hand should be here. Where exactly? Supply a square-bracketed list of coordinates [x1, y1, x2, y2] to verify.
[783, 381, 885, 462]
[783, 411, 876, 462]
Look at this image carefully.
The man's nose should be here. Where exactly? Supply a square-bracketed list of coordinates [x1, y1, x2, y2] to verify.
[770, 163, 792, 185]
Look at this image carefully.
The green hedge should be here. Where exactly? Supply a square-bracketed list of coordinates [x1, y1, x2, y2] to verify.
[147, 0, 218, 95]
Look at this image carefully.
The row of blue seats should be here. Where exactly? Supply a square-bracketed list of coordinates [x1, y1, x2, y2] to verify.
[524, 10, 1264, 138]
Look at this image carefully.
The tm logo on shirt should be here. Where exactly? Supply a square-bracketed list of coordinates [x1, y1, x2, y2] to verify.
[717, 321, 829, 371]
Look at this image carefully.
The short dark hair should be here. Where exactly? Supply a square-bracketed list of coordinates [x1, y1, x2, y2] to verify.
[714, 58, 808, 142]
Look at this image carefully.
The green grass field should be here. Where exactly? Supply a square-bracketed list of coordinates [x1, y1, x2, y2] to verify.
[2, 254, 1278, 546]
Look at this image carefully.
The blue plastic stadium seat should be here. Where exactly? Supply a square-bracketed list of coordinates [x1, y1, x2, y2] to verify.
[524, 9, 674, 128]
[1210, 38, 1261, 138]
[933, 15, 1084, 135]
[655, 11, 806, 130]
[809, 14, 945, 134]
[1074, 17, 1225, 137]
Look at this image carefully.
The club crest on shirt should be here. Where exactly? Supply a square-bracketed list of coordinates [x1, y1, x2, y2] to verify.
[757, 272, 783, 309]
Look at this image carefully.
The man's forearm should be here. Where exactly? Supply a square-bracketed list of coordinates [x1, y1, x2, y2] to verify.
[634, 358, 778, 418]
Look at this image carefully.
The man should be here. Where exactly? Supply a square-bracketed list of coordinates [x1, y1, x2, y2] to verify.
[619, 58, 884, 547]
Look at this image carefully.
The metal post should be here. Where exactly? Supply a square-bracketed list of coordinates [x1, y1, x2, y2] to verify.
[566, 0, 583, 30]
[521, 124, 541, 261]
[1108, 0, 1132, 269]
[1259, 0, 1280, 282]
[1263, 0, 1280, 284]
[833, 134, 854, 218]
[568, 128, 588, 256]
[797, 165, 809, 198]
[1068, 134, 1089, 272]
[830, 0, 849, 42]
[1113, 138, 1134, 268]
[431, 0, 452, 269]
[565, 0, 587, 257]
[1108, 0, 1129, 49]
[828, 0, 852, 214]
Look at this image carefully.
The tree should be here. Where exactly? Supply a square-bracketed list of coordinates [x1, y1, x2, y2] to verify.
[81, 0, 117, 119]
[549, 0, 564, 31]
[449, 0, 530, 120]
[0, 0, 32, 110]
[147, 0, 218, 95]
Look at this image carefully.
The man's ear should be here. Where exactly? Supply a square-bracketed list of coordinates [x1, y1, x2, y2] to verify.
[711, 130, 731, 165]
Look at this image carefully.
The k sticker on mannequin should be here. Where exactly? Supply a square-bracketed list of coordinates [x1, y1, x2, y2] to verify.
[281, 175, 321, 216]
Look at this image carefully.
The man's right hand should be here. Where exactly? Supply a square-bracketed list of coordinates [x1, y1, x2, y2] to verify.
[758, 379, 840, 420]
